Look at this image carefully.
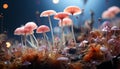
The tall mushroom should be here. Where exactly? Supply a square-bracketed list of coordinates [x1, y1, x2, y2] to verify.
[40, 10, 56, 47]
[54, 12, 69, 47]
[64, 6, 82, 44]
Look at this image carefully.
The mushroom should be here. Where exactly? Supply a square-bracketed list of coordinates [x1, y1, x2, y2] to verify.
[108, 6, 120, 15]
[36, 25, 51, 50]
[58, 18, 73, 27]
[64, 6, 82, 15]
[64, 6, 82, 44]
[25, 22, 38, 47]
[111, 26, 120, 37]
[40, 10, 56, 47]
[14, 26, 34, 47]
[102, 10, 115, 19]
[54, 12, 69, 47]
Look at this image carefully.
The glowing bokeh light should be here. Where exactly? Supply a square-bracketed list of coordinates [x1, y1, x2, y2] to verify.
[3, 3, 8, 9]
[6, 42, 11, 48]
[52, 0, 59, 4]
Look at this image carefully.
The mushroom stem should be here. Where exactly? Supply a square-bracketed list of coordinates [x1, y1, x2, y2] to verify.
[21, 35, 24, 46]
[61, 20, 65, 49]
[24, 34, 27, 47]
[31, 34, 39, 47]
[30, 35, 34, 46]
[48, 16, 54, 47]
[71, 15, 76, 44]
[43, 33, 46, 40]
[43, 33, 51, 51]
[71, 24, 76, 44]
[113, 31, 116, 36]
[26, 39, 36, 48]
[44, 33, 51, 51]
[106, 31, 108, 40]
[29, 35, 37, 48]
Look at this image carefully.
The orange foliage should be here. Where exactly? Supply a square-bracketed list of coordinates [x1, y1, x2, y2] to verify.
[83, 43, 104, 62]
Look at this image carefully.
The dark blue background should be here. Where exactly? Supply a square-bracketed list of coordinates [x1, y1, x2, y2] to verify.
[0, 0, 120, 39]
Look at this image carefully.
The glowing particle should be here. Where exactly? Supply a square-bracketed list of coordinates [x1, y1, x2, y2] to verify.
[3, 3, 8, 9]
[52, 0, 59, 4]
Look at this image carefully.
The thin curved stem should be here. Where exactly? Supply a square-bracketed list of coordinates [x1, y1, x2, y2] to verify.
[31, 34, 39, 47]
[26, 39, 36, 48]
[44, 33, 51, 51]
[48, 16, 54, 47]
[71, 15, 77, 44]
[30, 35, 34, 46]
[43, 33, 46, 40]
